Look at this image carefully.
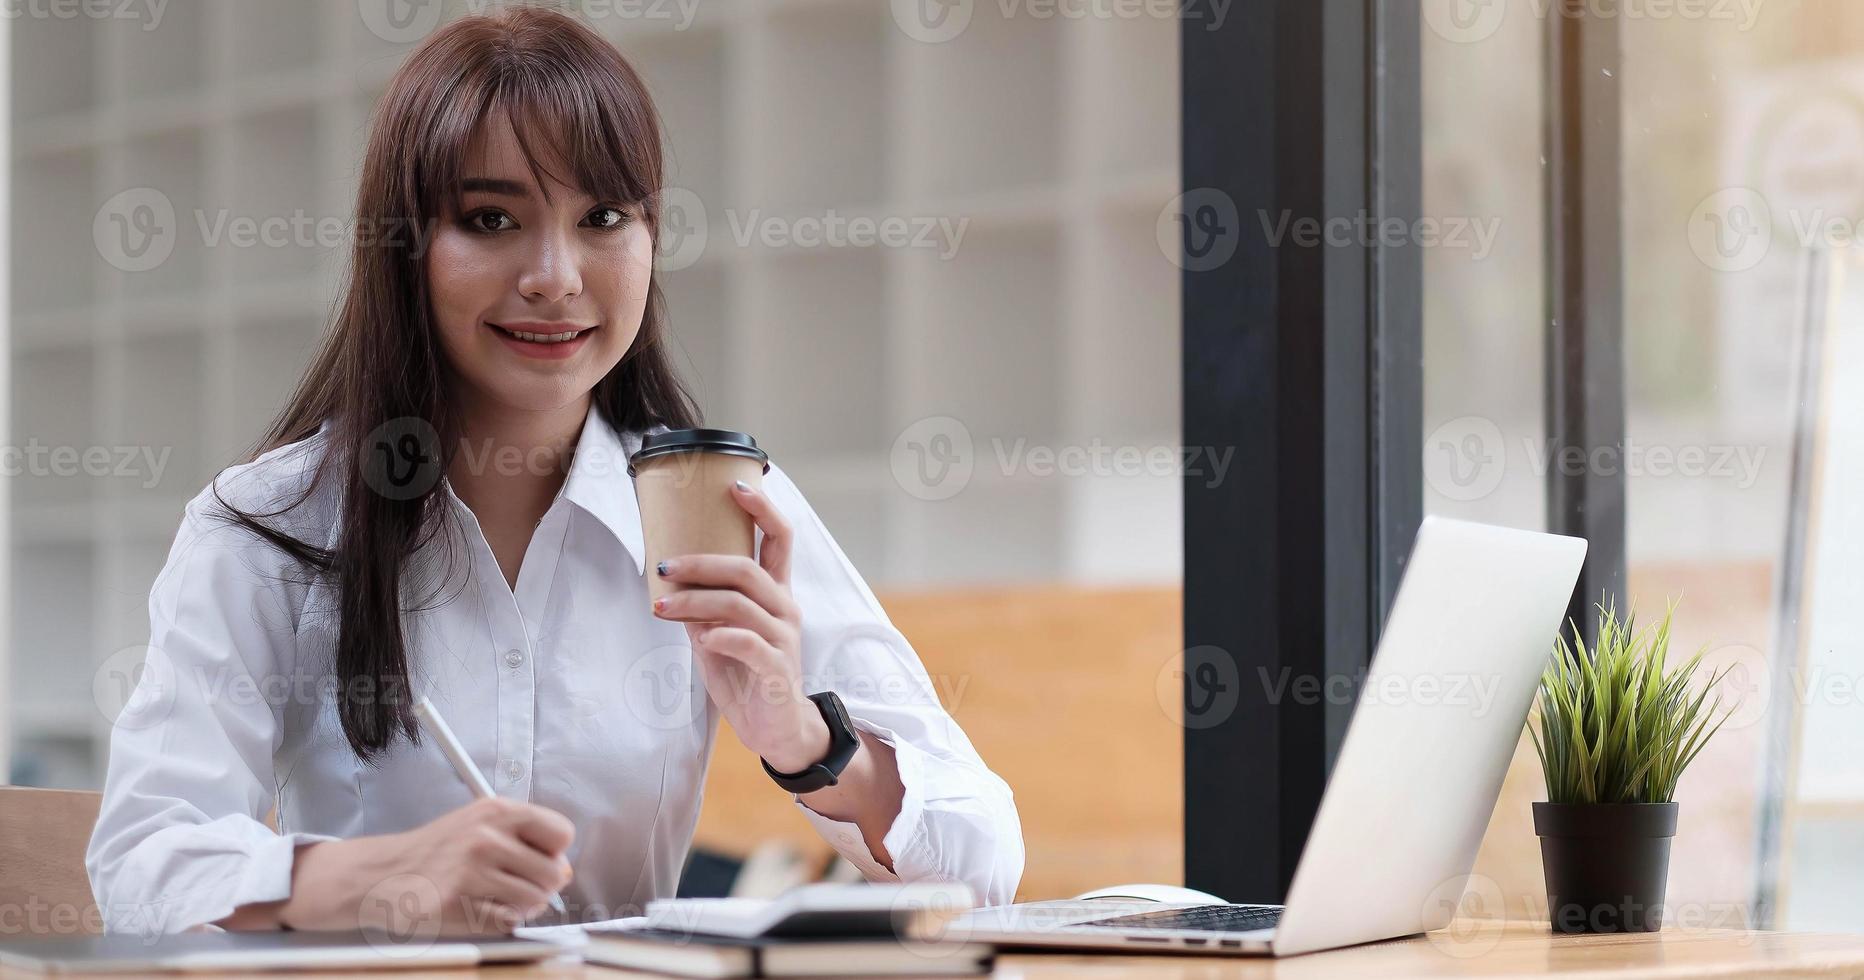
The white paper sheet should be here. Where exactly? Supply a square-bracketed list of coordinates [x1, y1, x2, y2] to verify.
[514, 915, 652, 947]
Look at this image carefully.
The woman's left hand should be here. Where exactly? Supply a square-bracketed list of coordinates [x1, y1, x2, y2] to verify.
[651, 480, 829, 773]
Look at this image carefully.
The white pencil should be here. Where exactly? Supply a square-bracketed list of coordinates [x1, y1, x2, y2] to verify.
[412, 696, 568, 916]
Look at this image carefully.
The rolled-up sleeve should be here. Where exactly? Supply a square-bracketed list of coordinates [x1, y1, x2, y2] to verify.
[763, 463, 1025, 908]
[85, 487, 336, 935]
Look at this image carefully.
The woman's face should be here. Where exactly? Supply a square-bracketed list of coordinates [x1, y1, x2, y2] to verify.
[426, 110, 652, 419]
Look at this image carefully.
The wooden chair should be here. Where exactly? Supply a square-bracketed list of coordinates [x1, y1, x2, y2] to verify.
[0, 786, 104, 935]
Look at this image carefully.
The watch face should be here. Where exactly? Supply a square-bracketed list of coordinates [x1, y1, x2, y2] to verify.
[813, 692, 859, 775]
[821, 691, 852, 732]
[765, 693, 857, 791]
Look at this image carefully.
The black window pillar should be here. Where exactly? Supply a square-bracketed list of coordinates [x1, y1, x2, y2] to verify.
[1181, 0, 1421, 904]
[1545, 0, 1627, 641]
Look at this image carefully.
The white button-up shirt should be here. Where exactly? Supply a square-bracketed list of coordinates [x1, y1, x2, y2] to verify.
[85, 407, 1024, 934]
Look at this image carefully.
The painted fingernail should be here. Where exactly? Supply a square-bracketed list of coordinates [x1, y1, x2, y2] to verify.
[735, 480, 752, 493]
[653, 596, 667, 613]
[656, 560, 671, 577]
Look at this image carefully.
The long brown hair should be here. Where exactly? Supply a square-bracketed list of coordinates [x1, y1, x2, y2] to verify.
[211, 5, 699, 762]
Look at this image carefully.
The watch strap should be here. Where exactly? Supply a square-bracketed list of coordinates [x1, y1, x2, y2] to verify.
[762, 691, 859, 793]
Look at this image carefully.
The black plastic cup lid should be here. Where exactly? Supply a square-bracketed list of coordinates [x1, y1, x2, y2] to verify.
[629, 428, 771, 476]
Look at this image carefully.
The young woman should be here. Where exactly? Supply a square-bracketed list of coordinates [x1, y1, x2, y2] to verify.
[84, 6, 1022, 935]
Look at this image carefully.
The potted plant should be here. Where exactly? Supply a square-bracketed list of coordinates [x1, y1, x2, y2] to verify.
[1528, 600, 1731, 934]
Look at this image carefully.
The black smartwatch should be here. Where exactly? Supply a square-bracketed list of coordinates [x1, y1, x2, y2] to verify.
[761, 691, 860, 793]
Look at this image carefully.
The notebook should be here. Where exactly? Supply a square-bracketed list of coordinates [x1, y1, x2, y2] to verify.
[640, 882, 975, 939]
[580, 928, 993, 978]
[0, 931, 563, 973]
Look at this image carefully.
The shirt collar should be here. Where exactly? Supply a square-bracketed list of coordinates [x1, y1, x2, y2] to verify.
[323, 407, 657, 577]
[562, 404, 655, 577]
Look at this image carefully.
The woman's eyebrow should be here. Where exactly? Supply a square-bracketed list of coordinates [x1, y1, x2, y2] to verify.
[460, 176, 604, 205]
[461, 176, 530, 197]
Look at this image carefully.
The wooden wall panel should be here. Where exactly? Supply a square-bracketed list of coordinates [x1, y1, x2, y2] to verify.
[691, 586, 1184, 902]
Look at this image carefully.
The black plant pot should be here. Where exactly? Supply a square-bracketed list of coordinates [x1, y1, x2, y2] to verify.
[1533, 801, 1678, 933]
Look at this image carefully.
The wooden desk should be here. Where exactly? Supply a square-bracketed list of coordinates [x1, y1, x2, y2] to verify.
[35, 922, 1856, 979]
[979, 924, 1864, 977]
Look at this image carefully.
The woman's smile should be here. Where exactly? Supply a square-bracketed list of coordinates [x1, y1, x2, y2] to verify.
[486, 320, 601, 359]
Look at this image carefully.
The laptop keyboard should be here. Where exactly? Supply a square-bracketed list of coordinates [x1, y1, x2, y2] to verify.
[1079, 904, 1284, 934]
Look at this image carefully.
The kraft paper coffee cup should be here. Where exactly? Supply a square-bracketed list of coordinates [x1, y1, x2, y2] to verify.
[629, 428, 772, 606]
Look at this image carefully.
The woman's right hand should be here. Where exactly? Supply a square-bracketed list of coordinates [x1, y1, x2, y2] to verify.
[276, 796, 575, 935]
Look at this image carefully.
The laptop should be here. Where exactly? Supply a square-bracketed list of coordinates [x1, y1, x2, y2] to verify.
[0, 930, 565, 973]
[951, 517, 1587, 957]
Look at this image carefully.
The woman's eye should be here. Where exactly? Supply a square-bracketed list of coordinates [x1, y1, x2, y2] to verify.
[586, 206, 631, 230]
[465, 209, 515, 233]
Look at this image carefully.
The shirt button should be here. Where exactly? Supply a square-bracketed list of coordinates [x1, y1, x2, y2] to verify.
[507, 761, 523, 780]
[504, 649, 524, 668]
